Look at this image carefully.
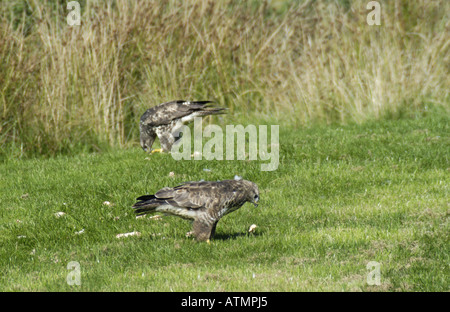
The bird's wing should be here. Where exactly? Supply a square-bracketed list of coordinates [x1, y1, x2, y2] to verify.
[140, 100, 226, 127]
[154, 180, 232, 210]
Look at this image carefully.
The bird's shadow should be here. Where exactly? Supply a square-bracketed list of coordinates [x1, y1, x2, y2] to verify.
[212, 231, 263, 241]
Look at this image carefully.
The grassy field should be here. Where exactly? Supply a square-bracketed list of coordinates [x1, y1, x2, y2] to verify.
[0, 0, 448, 293]
[1, 111, 448, 291]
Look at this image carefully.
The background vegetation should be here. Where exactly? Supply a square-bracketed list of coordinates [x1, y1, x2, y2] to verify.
[1, 0, 448, 158]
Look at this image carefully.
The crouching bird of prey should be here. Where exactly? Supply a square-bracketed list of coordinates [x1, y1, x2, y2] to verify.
[139, 100, 226, 153]
[132, 179, 259, 242]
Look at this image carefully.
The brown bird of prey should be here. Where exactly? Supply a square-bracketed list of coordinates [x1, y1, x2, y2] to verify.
[139, 100, 226, 153]
[132, 179, 259, 242]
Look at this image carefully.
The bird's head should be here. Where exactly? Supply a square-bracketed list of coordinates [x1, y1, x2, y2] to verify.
[241, 180, 259, 207]
[140, 128, 156, 153]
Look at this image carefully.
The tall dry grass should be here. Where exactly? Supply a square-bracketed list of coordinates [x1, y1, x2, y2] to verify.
[0, 0, 448, 157]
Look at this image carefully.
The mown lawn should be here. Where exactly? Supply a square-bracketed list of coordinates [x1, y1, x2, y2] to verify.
[0, 113, 448, 291]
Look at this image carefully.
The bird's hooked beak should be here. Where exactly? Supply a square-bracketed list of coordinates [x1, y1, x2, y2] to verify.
[252, 196, 259, 208]
[142, 144, 152, 153]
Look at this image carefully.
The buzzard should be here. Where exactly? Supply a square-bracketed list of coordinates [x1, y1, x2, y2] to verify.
[139, 100, 226, 153]
[133, 179, 259, 242]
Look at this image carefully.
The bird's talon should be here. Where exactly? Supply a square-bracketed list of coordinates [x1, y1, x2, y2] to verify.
[150, 148, 163, 154]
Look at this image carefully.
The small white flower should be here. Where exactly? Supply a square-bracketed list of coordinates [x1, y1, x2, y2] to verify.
[234, 175, 242, 180]
[103, 201, 112, 206]
[248, 224, 257, 233]
[169, 171, 175, 177]
[75, 229, 85, 235]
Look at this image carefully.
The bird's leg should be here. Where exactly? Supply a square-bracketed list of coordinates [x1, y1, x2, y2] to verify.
[210, 221, 219, 239]
[192, 220, 215, 243]
[205, 221, 218, 245]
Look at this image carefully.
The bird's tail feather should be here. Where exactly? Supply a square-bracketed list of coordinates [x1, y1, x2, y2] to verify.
[199, 107, 228, 116]
[185, 100, 228, 116]
[191, 100, 215, 105]
[133, 195, 163, 215]
[136, 194, 156, 201]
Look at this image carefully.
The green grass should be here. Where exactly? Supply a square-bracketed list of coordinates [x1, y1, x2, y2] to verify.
[1, 112, 448, 291]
